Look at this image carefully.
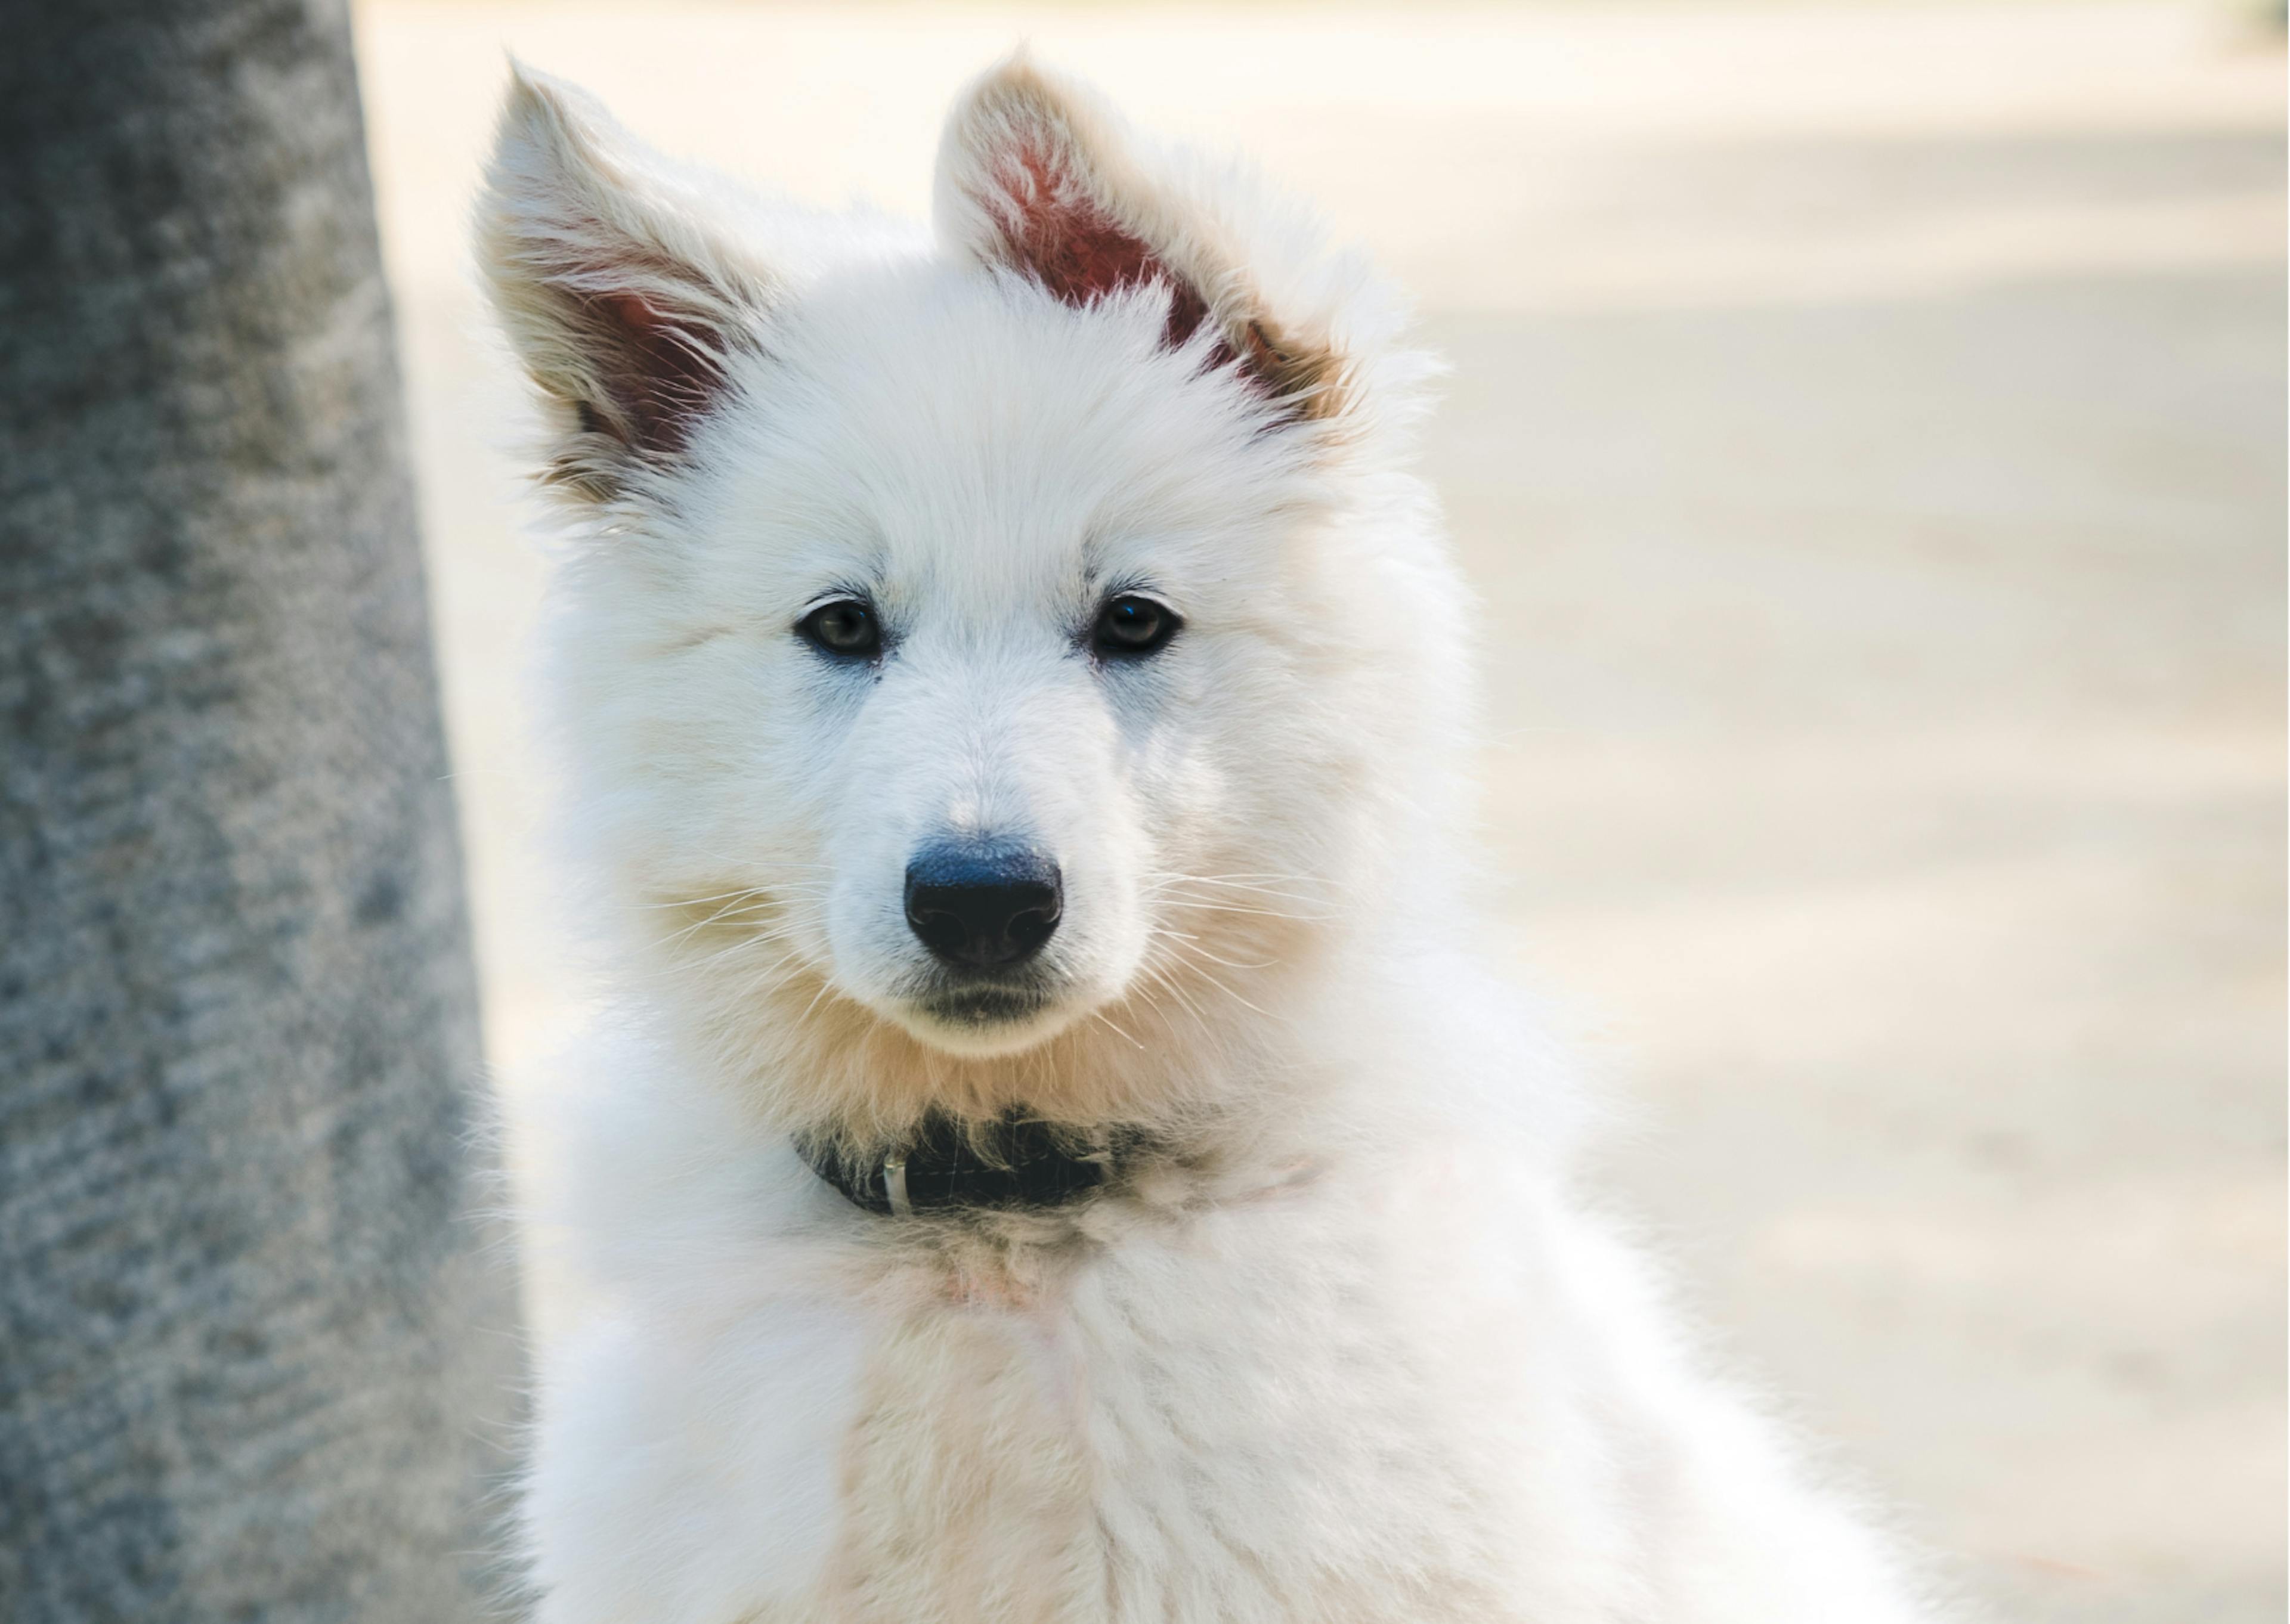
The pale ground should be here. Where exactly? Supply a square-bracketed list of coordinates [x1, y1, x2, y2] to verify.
[351, 5, 2286, 1619]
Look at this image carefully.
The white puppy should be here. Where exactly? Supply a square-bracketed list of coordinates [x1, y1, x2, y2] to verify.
[477, 55, 1955, 1623]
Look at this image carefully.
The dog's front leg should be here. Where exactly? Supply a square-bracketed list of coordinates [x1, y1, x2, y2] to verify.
[525, 1306, 869, 1624]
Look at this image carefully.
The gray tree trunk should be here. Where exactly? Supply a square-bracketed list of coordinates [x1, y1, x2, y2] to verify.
[0, 1, 524, 1619]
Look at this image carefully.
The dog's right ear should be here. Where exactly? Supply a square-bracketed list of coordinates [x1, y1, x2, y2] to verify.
[476, 66, 775, 500]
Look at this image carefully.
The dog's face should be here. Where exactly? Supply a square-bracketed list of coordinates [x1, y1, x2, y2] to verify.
[633, 276, 1345, 1062]
[482, 60, 1462, 1124]
[686, 278, 1329, 1060]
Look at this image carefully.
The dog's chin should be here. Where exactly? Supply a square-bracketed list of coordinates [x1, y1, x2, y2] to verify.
[891, 982, 1085, 1059]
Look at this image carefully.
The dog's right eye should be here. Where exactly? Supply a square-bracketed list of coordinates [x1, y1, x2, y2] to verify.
[797, 598, 881, 659]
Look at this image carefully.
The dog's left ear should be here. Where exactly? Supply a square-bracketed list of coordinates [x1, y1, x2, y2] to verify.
[934, 55, 1353, 423]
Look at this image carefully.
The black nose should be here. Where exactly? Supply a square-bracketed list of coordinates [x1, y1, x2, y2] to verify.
[904, 844, 1063, 971]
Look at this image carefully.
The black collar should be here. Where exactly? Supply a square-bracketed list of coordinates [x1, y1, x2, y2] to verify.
[800, 1111, 1119, 1217]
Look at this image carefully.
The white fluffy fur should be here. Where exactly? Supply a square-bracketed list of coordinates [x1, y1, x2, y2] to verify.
[478, 55, 1956, 1623]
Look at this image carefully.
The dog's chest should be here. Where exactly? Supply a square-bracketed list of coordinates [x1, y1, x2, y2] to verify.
[810, 1200, 1550, 1622]
[818, 1295, 1099, 1619]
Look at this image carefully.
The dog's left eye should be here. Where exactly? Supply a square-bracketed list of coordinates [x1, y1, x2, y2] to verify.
[797, 597, 881, 659]
[1093, 594, 1179, 658]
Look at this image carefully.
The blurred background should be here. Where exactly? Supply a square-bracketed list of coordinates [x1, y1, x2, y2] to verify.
[352, 5, 2281, 1622]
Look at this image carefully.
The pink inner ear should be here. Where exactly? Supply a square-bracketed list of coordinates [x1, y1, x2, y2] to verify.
[587, 289, 727, 455]
[995, 141, 1212, 351]
[986, 138, 1307, 414]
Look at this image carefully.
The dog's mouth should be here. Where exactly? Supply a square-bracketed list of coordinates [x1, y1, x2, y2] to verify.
[916, 983, 1048, 1028]
[886, 966, 1082, 1057]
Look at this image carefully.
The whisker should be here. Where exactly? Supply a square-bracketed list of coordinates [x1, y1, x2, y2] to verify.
[657, 896, 791, 949]
[1147, 870, 1323, 893]
[1142, 963, 1221, 1049]
[1153, 928, 1275, 972]
[1159, 896, 1332, 923]
[635, 866, 838, 911]
[795, 970, 841, 1025]
[682, 922, 807, 973]
[635, 884, 773, 912]
[1158, 941, 1272, 1019]
[1090, 1008, 1147, 1052]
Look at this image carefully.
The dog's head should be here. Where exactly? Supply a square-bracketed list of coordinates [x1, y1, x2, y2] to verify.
[479, 58, 1469, 1136]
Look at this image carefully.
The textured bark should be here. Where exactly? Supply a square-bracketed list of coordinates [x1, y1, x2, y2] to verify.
[0, 1, 524, 1619]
